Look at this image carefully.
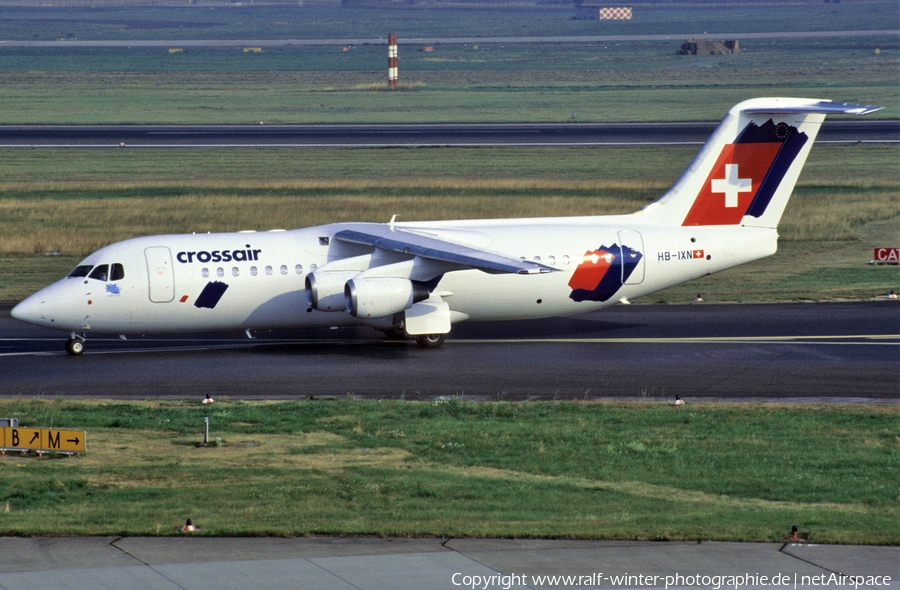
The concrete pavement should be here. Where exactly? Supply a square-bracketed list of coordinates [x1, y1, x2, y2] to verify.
[0, 537, 896, 590]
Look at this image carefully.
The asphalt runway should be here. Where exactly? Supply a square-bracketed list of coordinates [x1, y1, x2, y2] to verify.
[0, 121, 895, 148]
[1, 301, 897, 402]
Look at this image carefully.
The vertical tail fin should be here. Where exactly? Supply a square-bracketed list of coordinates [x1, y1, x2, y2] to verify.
[641, 98, 882, 228]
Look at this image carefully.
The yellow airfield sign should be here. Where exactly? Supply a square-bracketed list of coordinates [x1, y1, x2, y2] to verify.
[1, 427, 86, 453]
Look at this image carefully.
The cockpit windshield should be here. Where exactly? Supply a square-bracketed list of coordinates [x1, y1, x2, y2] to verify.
[67, 263, 125, 281]
[67, 265, 93, 278]
[89, 265, 109, 281]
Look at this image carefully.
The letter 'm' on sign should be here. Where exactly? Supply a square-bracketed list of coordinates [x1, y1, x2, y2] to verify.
[45, 429, 87, 453]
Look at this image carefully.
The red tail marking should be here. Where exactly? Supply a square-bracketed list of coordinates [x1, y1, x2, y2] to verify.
[682, 143, 782, 226]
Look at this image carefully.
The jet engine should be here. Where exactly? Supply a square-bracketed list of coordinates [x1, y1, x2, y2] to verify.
[344, 278, 430, 318]
[305, 271, 358, 311]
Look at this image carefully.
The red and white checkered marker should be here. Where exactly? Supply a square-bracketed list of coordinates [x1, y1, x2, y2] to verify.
[600, 7, 632, 20]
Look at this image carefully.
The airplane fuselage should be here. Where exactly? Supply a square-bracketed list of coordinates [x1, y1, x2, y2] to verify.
[14, 215, 776, 336]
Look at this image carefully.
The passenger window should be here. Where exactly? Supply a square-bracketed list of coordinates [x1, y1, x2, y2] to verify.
[295, 264, 303, 275]
[232, 267, 239, 277]
[265, 266, 273, 276]
[216, 267, 224, 278]
[202, 268, 209, 278]
[110, 263, 125, 281]
[250, 266, 258, 276]
[88, 264, 109, 282]
[280, 265, 288, 275]
[67, 265, 93, 278]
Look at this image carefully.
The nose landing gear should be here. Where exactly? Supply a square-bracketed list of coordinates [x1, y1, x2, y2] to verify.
[65, 334, 86, 356]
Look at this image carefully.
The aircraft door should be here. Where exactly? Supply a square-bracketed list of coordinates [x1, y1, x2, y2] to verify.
[145, 246, 175, 303]
[618, 230, 645, 285]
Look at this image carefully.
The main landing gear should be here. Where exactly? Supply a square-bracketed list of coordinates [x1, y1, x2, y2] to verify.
[380, 327, 447, 348]
[65, 334, 85, 356]
[415, 333, 446, 349]
[382, 319, 448, 349]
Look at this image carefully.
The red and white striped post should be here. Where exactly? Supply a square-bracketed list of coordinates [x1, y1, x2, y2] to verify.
[388, 33, 398, 89]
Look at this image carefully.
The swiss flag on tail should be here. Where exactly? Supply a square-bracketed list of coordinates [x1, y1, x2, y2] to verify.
[682, 142, 782, 226]
[681, 118, 809, 226]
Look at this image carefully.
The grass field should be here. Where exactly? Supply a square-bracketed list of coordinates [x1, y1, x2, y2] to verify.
[0, 3, 895, 124]
[0, 48, 894, 124]
[0, 399, 897, 542]
[0, 3, 895, 41]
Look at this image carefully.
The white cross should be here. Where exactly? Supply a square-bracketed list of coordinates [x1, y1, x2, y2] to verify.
[711, 163, 752, 208]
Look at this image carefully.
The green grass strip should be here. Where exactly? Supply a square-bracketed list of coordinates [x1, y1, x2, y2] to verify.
[0, 399, 896, 543]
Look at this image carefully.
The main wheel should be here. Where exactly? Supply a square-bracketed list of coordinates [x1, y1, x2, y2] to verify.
[415, 333, 446, 349]
[65, 338, 85, 356]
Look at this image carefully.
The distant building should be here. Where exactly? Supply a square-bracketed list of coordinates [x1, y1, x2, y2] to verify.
[678, 39, 740, 55]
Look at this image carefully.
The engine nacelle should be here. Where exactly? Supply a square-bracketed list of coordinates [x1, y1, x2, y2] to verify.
[306, 271, 358, 312]
[344, 278, 430, 318]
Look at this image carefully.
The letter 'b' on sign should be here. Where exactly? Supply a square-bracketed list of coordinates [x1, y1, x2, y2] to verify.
[3, 427, 41, 450]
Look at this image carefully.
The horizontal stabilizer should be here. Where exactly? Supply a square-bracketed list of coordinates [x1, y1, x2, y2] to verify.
[740, 100, 882, 116]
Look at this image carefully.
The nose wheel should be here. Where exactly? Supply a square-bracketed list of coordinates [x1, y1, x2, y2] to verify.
[65, 337, 85, 356]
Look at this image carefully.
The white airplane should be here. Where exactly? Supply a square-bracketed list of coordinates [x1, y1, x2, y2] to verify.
[12, 98, 881, 355]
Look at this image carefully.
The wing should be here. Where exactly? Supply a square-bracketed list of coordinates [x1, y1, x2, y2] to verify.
[333, 223, 558, 275]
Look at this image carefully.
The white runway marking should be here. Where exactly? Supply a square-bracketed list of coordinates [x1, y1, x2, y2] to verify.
[1, 334, 897, 357]
[449, 335, 900, 344]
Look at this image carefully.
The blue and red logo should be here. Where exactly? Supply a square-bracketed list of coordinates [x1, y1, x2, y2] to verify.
[568, 243, 642, 302]
[682, 119, 808, 226]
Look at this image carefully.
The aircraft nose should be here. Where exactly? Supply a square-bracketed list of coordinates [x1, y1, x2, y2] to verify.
[11, 293, 44, 325]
